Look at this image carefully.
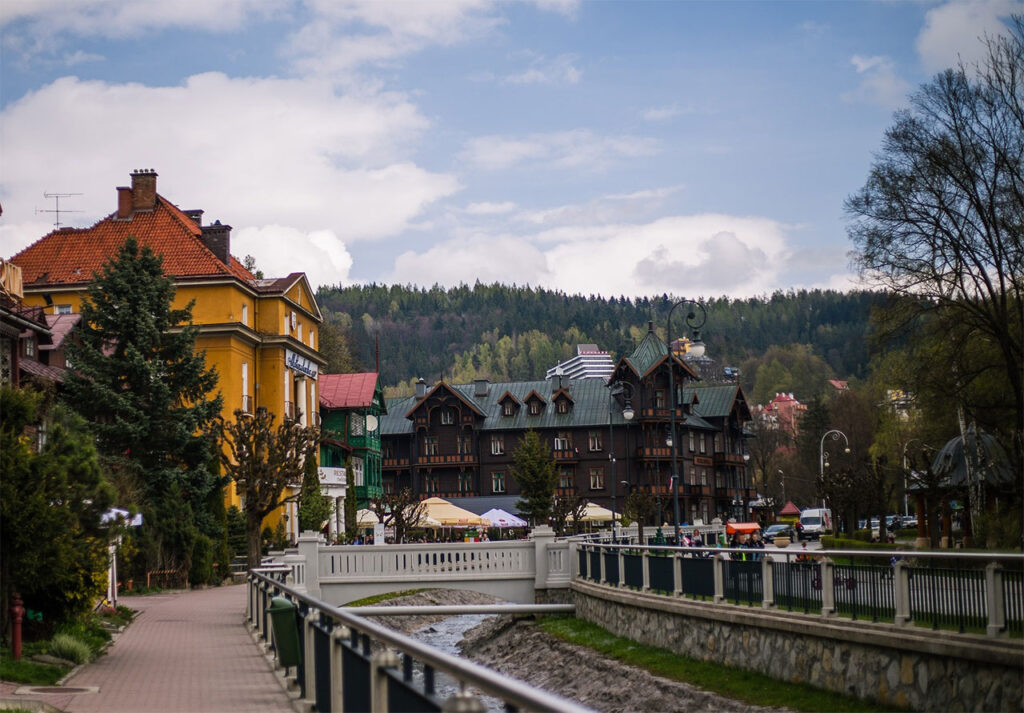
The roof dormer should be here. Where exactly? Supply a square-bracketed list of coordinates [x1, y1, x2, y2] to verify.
[498, 391, 521, 417]
[524, 390, 546, 416]
[552, 388, 574, 415]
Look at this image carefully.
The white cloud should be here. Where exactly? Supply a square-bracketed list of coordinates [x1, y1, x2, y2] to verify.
[235, 225, 353, 289]
[0, 72, 459, 283]
[386, 212, 797, 299]
[642, 104, 692, 122]
[460, 129, 659, 171]
[63, 50, 104, 66]
[464, 201, 517, 215]
[503, 53, 581, 85]
[842, 54, 911, 109]
[916, 0, 1024, 73]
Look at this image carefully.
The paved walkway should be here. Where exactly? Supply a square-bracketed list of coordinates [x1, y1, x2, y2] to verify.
[3, 584, 295, 713]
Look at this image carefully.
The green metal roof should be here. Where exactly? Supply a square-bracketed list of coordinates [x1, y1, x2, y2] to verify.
[685, 384, 750, 420]
[624, 328, 668, 376]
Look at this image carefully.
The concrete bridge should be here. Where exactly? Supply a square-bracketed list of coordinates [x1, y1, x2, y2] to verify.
[269, 530, 1024, 712]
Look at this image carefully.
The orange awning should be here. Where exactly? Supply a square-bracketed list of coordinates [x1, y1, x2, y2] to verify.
[726, 522, 761, 535]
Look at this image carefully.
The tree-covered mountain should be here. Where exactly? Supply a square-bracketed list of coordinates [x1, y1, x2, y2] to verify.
[315, 283, 887, 402]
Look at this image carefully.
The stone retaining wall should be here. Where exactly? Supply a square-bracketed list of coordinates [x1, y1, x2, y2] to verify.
[573, 580, 1023, 712]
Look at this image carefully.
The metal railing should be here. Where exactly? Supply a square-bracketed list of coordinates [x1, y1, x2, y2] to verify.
[576, 544, 1024, 637]
[248, 569, 594, 713]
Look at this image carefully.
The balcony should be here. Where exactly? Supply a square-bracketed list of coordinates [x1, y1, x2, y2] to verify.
[553, 449, 579, 462]
[637, 445, 671, 460]
[241, 395, 253, 414]
[417, 453, 478, 466]
[383, 457, 410, 469]
[638, 407, 684, 421]
[714, 451, 747, 467]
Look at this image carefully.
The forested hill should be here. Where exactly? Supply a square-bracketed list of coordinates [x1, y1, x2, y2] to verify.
[315, 283, 887, 402]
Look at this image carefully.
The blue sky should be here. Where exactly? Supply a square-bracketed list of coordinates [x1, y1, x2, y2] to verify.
[2, 0, 1020, 299]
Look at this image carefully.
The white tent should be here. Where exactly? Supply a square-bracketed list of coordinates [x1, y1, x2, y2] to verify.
[480, 508, 528, 528]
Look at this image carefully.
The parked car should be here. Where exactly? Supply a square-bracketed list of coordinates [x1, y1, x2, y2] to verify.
[901, 515, 918, 528]
[763, 523, 795, 544]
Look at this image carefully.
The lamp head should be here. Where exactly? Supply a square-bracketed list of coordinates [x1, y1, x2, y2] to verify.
[665, 432, 673, 447]
[844, 446, 851, 454]
[622, 404, 634, 421]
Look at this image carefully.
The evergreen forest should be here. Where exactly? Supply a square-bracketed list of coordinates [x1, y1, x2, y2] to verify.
[315, 283, 888, 404]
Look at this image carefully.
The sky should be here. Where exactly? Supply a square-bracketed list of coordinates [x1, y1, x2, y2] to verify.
[1, 0, 1021, 300]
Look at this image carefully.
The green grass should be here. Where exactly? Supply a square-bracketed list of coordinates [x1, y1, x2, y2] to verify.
[0, 641, 66, 686]
[48, 634, 92, 665]
[537, 617, 902, 713]
[344, 589, 428, 607]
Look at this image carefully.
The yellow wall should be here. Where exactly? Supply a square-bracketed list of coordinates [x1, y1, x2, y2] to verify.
[23, 276, 323, 541]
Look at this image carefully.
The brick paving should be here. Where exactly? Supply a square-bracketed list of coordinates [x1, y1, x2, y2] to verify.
[4, 584, 295, 713]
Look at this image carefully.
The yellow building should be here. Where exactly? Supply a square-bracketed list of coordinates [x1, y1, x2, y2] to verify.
[9, 169, 325, 540]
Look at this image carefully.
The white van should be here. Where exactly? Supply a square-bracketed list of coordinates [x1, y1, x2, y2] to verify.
[799, 508, 832, 540]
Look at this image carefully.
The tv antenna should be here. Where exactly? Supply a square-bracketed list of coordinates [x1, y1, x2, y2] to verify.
[36, 192, 83, 228]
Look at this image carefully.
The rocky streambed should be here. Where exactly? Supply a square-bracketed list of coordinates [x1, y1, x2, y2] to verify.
[368, 589, 791, 713]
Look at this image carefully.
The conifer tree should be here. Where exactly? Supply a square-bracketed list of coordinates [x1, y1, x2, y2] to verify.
[512, 430, 557, 526]
[298, 445, 332, 533]
[63, 237, 223, 572]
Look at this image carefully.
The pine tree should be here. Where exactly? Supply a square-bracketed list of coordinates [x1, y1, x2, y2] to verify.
[63, 237, 223, 572]
[298, 446, 332, 533]
[512, 430, 557, 526]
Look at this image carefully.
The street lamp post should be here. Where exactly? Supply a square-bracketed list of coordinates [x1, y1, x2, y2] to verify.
[819, 429, 851, 510]
[609, 381, 634, 542]
[667, 299, 706, 545]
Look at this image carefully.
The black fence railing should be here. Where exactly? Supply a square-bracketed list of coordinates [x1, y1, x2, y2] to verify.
[576, 544, 1024, 639]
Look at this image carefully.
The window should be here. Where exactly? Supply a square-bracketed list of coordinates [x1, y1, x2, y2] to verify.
[556, 399, 569, 414]
[689, 431, 695, 452]
[716, 472, 724, 489]
[655, 390, 665, 409]
[492, 472, 506, 493]
[558, 467, 574, 489]
[701, 469, 708, 486]
[55, 304, 72, 315]
[241, 304, 248, 325]
[554, 432, 571, 451]
[350, 413, 365, 436]
[458, 472, 473, 493]
[700, 434, 706, 454]
[457, 434, 471, 455]
[383, 444, 393, 459]
[713, 434, 720, 452]
[529, 400, 541, 415]
[502, 401, 515, 417]
[588, 431, 602, 451]
[491, 435, 504, 455]
[383, 480, 395, 494]
[352, 458, 365, 486]
[309, 329, 315, 349]
[241, 362, 251, 412]
[440, 408, 454, 425]
[23, 338, 34, 358]
[423, 436, 438, 456]
[297, 323, 303, 342]
[424, 474, 439, 493]
[589, 467, 605, 490]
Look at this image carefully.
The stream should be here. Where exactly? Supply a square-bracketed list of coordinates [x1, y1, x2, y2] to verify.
[410, 613, 506, 712]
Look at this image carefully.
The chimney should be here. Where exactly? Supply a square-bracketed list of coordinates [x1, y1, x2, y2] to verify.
[183, 209, 204, 226]
[415, 378, 427, 398]
[130, 169, 158, 211]
[201, 220, 232, 265]
[117, 187, 133, 218]
[648, 320, 654, 333]
[474, 379, 489, 397]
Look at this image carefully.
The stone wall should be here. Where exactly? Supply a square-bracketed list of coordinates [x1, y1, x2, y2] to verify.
[573, 580, 1023, 712]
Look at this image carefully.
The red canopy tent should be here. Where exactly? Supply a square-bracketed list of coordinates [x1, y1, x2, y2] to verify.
[726, 522, 761, 535]
[778, 501, 802, 517]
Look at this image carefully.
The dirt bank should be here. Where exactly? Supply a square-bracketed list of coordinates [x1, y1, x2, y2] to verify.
[370, 589, 790, 713]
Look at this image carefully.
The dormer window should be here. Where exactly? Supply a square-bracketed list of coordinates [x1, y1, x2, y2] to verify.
[503, 402, 515, 417]
[529, 401, 541, 415]
[556, 399, 569, 414]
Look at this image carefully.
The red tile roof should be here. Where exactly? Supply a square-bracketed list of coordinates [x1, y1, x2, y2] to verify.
[10, 195, 254, 287]
[319, 373, 380, 409]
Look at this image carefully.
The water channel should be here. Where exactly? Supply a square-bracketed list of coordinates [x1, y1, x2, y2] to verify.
[410, 613, 505, 713]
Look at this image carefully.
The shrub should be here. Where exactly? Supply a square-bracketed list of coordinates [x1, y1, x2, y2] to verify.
[189, 533, 215, 586]
[49, 633, 92, 665]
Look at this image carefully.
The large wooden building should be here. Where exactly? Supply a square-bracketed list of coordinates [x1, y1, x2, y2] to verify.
[380, 323, 755, 525]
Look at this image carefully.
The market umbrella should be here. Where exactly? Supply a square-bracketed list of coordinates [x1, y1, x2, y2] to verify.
[356, 509, 379, 527]
[420, 497, 491, 527]
[480, 508, 528, 528]
[574, 502, 619, 523]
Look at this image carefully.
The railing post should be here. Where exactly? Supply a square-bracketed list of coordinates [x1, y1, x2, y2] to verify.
[370, 648, 400, 712]
[713, 553, 725, 603]
[820, 558, 836, 617]
[986, 562, 1007, 637]
[442, 690, 487, 712]
[599, 545, 607, 584]
[617, 548, 625, 588]
[303, 610, 318, 706]
[761, 555, 775, 608]
[532, 525, 556, 590]
[673, 552, 682, 596]
[330, 625, 350, 713]
[894, 560, 912, 626]
[642, 550, 651, 592]
[297, 530, 322, 598]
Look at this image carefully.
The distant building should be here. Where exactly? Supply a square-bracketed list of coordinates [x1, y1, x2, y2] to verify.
[756, 392, 808, 437]
[546, 344, 615, 381]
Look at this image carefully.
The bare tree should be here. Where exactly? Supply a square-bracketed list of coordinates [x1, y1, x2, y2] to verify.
[368, 488, 426, 543]
[215, 408, 320, 569]
[846, 21, 1024, 478]
[551, 494, 587, 536]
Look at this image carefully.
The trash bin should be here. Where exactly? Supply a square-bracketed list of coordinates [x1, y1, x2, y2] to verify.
[266, 596, 302, 668]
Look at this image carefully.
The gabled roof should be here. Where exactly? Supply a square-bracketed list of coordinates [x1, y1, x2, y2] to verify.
[404, 381, 487, 419]
[686, 384, 752, 421]
[551, 387, 574, 403]
[41, 313, 81, 351]
[319, 372, 383, 410]
[523, 390, 547, 406]
[11, 195, 255, 287]
[252, 273, 323, 320]
[497, 390, 521, 406]
[617, 324, 699, 381]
